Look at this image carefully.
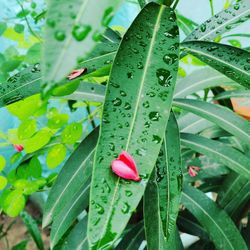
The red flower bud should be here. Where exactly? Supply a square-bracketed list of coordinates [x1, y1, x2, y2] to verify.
[67, 68, 87, 80]
[13, 144, 24, 152]
[111, 151, 140, 182]
[188, 166, 201, 177]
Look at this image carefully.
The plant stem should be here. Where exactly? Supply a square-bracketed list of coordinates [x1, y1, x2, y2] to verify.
[172, 0, 180, 9]
[162, 0, 172, 6]
[209, 0, 215, 16]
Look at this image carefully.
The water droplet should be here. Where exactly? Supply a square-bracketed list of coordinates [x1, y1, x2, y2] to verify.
[121, 202, 130, 214]
[124, 102, 131, 110]
[47, 19, 56, 28]
[207, 46, 218, 52]
[95, 203, 104, 214]
[102, 7, 114, 26]
[101, 178, 111, 193]
[156, 68, 172, 87]
[143, 101, 150, 108]
[234, 4, 240, 10]
[200, 24, 206, 32]
[136, 148, 146, 156]
[72, 25, 91, 41]
[137, 62, 144, 69]
[163, 54, 178, 65]
[149, 111, 160, 121]
[127, 72, 133, 79]
[144, 121, 151, 128]
[152, 135, 161, 144]
[92, 31, 102, 42]
[112, 98, 122, 106]
[125, 190, 132, 197]
[55, 31, 66, 41]
[109, 142, 115, 151]
[120, 90, 127, 96]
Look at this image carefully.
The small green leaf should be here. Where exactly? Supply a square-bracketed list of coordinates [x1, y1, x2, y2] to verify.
[17, 9, 30, 18]
[28, 156, 42, 178]
[46, 144, 67, 169]
[0, 155, 6, 171]
[0, 176, 7, 190]
[14, 179, 39, 195]
[228, 39, 241, 48]
[23, 128, 51, 153]
[18, 118, 37, 140]
[47, 112, 69, 129]
[61, 123, 82, 144]
[11, 240, 28, 250]
[25, 43, 41, 64]
[14, 24, 25, 34]
[2, 190, 25, 217]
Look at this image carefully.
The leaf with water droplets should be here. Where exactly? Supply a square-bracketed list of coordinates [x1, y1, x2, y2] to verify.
[88, 3, 179, 248]
[182, 41, 250, 89]
[184, 0, 250, 41]
[42, 0, 121, 95]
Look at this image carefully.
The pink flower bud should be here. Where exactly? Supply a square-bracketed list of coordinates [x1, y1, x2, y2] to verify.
[111, 151, 140, 182]
[13, 144, 24, 152]
[67, 68, 87, 80]
[188, 166, 201, 177]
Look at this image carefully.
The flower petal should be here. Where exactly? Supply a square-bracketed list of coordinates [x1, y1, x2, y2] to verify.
[118, 151, 137, 174]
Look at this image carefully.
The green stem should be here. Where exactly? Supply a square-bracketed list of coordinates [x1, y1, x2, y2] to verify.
[172, 0, 180, 9]
[209, 0, 215, 16]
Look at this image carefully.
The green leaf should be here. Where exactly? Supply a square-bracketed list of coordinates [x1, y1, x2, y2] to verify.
[0, 155, 6, 171]
[42, 0, 121, 94]
[18, 118, 37, 140]
[20, 211, 44, 250]
[182, 185, 248, 250]
[0, 176, 7, 190]
[11, 240, 28, 250]
[177, 12, 198, 36]
[184, 0, 250, 41]
[61, 123, 82, 144]
[180, 133, 250, 179]
[0, 44, 116, 108]
[14, 24, 25, 34]
[182, 41, 250, 89]
[174, 68, 236, 98]
[14, 179, 39, 195]
[88, 3, 180, 248]
[115, 221, 144, 250]
[61, 216, 88, 250]
[25, 43, 41, 64]
[173, 98, 250, 145]
[46, 144, 67, 169]
[7, 94, 42, 120]
[23, 128, 51, 153]
[47, 109, 69, 129]
[144, 169, 166, 250]
[228, 39, 241, 48]
[50, 180, 90, 248]
[2, 190, 25, 217]
[42, 128, 98, 227]
[214, 89, 250, 100]
[63, 82, 106, 103]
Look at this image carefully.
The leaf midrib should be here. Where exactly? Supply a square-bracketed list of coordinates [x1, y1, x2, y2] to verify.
[95, 5, 165, 248]
[182, 191, 234, 250]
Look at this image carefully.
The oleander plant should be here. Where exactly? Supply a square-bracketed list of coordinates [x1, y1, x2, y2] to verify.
[0, 0, 250, 249]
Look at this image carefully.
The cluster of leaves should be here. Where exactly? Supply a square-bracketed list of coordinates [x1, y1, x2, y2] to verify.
[0, 0, 250, 249]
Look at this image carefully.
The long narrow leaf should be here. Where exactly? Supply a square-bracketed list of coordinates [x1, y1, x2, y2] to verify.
[42, 128, 99, 227]
[184, 0, 250, 41]
[50, 179, 90, 248]
[214, 89, 250, 100]
[180, 133, 250, 179]
[182, 41, 250, 89]
[182, 185, 248, 250]
[173, 98, 250, 145]
[88, 3, 180, 248]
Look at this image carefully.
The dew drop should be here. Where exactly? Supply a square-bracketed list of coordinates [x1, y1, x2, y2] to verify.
[125, 190, 132, 197]
[124, 102, 131, 110]
[112, 98, 122, 106]
[95, 203, 104, 215]
[149, 111, 160, 121]
[200, 24, 206, 32]
[54, 31, 66, 41]
[121, 202, 130, 214]
[72, 25, 91, 41]
[127, 72, 133, 79]
[152, 135, 161, 144]
[143, 101, 150, 108]
[163, 54, 178, 65]
[156, 68, 172, 87]
[120, 90, 127, 97]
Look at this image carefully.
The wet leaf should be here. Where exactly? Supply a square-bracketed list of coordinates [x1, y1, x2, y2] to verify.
[182, 41, 250, 89]
[88, 3, 179, 248]
[46, 144, 67, 169]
